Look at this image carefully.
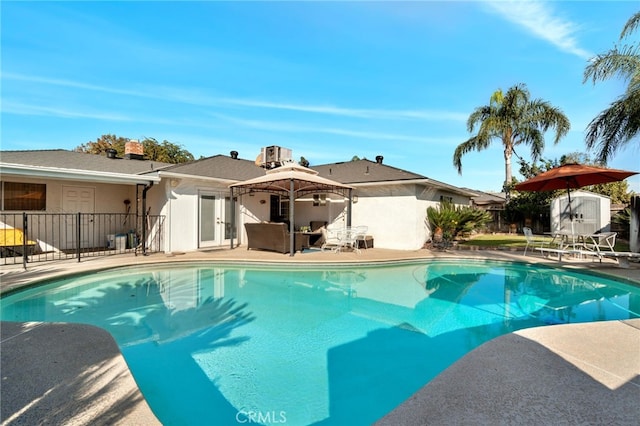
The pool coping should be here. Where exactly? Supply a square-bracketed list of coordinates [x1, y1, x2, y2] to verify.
[1, 248, 639, 424]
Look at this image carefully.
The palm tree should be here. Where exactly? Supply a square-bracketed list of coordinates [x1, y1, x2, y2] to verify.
[453, 83, 570, 196]
[583, 11, 640, 163]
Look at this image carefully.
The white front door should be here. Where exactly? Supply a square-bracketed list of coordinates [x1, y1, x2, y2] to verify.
[62, 185, 95, 249]
[199, 192, 237, 248]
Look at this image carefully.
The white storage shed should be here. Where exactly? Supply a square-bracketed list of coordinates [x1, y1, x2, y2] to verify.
[551, 190, 611, 234]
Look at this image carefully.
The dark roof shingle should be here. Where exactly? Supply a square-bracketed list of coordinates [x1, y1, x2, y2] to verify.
[162, 154, 266, 181]
[0, 150, 171, 175]
[311, 159, 424, 184]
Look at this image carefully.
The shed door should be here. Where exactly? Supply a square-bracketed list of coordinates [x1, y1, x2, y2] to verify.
[560, 196, 599, 234]
[573, 197, 598, 234]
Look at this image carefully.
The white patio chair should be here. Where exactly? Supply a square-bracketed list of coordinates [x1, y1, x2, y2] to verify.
[340, 227, 360, 254]
[523, 227, 550, 256]
[583, 232, 617, 255]
[353, 226, 369, 251]
[321, 227, 343, 252]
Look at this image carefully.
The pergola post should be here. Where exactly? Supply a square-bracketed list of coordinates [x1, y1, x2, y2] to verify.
[347, 188, 353, 227]
[289, 178, 295, 256]
[230, 187, 235, 249]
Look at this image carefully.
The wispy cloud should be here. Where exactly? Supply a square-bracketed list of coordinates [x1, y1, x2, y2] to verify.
[220, 98, 468, 122]
[3, 72, 467, 123]
[210, 113, 461, 144]
[2, 73, 149, 98]
[484, 0, 592, 59]
[2, 101, 133, 121]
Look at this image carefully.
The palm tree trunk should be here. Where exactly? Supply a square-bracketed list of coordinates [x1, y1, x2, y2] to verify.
[504, 144, 512, 195]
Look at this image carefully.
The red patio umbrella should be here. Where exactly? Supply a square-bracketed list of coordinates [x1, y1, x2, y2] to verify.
[514, 163, 638, 192]
[514, 163, 638, 229]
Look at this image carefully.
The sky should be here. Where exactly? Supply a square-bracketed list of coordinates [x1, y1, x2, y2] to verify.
[2, 1, 639, 193]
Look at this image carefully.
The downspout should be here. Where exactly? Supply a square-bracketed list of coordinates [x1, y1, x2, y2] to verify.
[141, 182, 154, 255]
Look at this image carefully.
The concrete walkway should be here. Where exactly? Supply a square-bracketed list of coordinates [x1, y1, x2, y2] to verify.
[376, 319, 640, 425]
[1, 322, 160, 426]
[1, 247, 639, 425]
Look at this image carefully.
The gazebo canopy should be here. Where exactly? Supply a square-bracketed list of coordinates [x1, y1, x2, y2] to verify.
[229, 162, 353, 198]
[228, 163, 354, 255]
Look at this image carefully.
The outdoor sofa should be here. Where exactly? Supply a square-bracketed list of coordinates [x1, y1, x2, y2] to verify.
[244, 222, 307, 254]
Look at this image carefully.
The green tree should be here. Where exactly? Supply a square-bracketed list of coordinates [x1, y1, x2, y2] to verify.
[75, 134, 128, 155]
[75, 134, 194, 164]
[508, 158, 560, 224]
[141, 138, 195, 163]
[583, 11, 640, 163]
[453, 83, 570, 197]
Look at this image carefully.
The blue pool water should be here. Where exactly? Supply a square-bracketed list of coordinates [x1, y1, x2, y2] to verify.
[1, 260, 639, 425]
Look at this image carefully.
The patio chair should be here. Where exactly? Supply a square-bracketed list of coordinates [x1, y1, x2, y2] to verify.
[583, 232, 616, 254]
[352, 226, 368, 251]
[340, 227, 360, 254]
[320, 227, 343, 252]
[523, 227, 550, 256]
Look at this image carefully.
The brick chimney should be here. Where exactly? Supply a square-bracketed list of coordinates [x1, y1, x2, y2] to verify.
[125, 140, 144, 160]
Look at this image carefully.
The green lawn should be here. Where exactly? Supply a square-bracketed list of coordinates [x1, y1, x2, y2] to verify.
[459, 233, 630, 251]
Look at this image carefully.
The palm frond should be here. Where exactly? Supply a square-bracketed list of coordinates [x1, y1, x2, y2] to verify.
[585, 88, 640, 163]
[583, 45, 640, 84]
[620, 11, 640, 39]
[453, 136, 491, 174]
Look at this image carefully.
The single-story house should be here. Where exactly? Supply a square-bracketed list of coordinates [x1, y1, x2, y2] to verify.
[0, 145, 169, 252]
[468, 190, 507, 233]
[1, 145, 476, 254]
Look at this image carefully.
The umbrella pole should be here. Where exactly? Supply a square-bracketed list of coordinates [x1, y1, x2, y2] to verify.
[568, 188, 575, 237]
[230, 187, 235, 249]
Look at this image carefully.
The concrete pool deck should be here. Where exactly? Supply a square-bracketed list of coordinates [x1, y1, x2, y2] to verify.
[1, 247, 639, 424]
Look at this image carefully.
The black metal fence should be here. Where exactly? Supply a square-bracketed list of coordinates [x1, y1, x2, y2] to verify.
[1, 212, 165, 267]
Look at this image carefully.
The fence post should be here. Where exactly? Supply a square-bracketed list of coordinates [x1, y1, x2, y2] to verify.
[22, 212, 28, 270]
[77, 212, 81, 262]
[631, 195, 639, 253]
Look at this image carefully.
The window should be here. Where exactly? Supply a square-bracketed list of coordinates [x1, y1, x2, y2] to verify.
[439, 195, 453, 203]
[269, 195, 289, 222]
[2, 182, 46, 211]
[313, 194, 327, 207]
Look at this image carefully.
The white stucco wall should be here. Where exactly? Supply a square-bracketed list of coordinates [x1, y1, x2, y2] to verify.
[1, 174, 137, 214]
[159, 179, 472, 253]
[161, 179, 203, 252]
[351, 185, 472, 250]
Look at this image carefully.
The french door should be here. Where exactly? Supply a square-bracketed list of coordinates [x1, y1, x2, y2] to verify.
[198, 192, 237, 248]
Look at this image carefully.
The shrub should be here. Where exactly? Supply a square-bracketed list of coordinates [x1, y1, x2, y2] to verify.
[427, 201, 492, 240]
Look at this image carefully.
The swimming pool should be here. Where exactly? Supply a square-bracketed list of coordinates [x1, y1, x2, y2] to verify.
[1, 260, 638, 425]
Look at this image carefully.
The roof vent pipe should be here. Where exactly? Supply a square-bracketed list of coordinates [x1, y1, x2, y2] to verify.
[375, 155, 383, 164]
[106, 149, 117, 159]
[230, 150, 239, 159]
